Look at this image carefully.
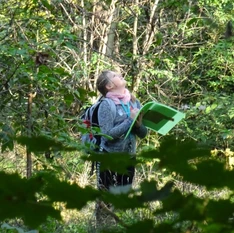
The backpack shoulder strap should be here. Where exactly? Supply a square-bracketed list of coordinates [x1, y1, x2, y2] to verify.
[101, 97, 116, 119]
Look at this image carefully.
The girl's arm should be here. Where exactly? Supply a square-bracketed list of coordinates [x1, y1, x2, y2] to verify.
[132, 100, 148, 138]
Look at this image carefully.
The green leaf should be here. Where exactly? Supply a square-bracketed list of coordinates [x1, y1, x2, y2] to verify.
[103, 192, 144, 210]
[206, 199, 234, 223]
[205, 103, 217, 114]
[0, 172, 61, 228]
[156, 190, 205, 221]
[186, 18, 200, 26]
[201, 223, 234, 233]
[82, 152, 137, 174]
[43, 176, 99, 209]
[16, 136, 77, 152]
[139, 180, 173, 202]
[155, 33, 163, 45]
[184, 159, 234, 190]
[40, 0, 53, 11]
[126, 219, 155, 233]
[64, 93, 74, 105]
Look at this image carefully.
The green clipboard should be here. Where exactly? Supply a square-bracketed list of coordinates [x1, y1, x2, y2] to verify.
[124, 101, 185, 139]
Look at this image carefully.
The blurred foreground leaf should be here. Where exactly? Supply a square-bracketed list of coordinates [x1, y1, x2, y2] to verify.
[0, 172, 60, 228]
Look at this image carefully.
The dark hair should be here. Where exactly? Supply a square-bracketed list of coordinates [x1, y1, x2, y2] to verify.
[96, 70, 111, 96]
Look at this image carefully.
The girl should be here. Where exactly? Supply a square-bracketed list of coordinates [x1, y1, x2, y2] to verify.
[96, 70, 147, 190]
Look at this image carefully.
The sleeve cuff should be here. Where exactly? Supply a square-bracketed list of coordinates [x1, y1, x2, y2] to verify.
[126, 117, 133, 125]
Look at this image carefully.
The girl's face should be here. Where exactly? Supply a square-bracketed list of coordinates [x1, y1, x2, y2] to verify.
[107, 71, 126, 90]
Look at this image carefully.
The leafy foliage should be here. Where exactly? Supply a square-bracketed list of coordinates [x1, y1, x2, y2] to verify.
[0, 0, 234, 232]
[0, 136, 234, 232]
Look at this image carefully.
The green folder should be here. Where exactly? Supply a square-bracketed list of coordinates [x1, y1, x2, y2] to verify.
[125, 101, 185, 139]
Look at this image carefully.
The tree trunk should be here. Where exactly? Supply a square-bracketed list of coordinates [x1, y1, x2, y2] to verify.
[106, 7, 119, 57]
[26, 91, 36, 178]
[132, 0, 159, 94]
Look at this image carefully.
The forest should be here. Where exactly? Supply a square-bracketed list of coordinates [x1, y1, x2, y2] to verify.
[0, 0, 234, 232]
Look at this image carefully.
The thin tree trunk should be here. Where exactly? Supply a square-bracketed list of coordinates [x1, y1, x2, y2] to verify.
[133, 0, 159, 94]
[106, 7, 118, 57]
[131, 0, 139, 92]
[133, 0, 139, 56]
[81, 0, 93, 91]
[142, 0, 159, 54]
[101, 0, 117, 55]
[26, 91, 36, 178]
[93, 0, 118, 100]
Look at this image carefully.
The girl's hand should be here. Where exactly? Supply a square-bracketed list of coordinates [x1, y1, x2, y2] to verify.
[134, 113, 143, 128]
[130, 108, 139, 120]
